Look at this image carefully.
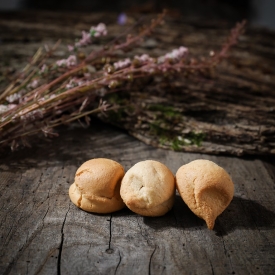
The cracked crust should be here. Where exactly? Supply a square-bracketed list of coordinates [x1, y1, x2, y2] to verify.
[175, 159, 234, 229]
[69, 158, 125, 213]
[120, 160, 175, 216]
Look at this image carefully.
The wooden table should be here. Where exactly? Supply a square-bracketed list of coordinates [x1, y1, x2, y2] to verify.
[1, 10, 275, 275]
[1, 121, 275, 275]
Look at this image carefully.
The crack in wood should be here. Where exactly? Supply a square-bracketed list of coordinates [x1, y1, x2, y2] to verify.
[57, 205, 70, 275]
[148, 245, 156, 275]
[105, 214, 114, 254]
[31, 171, 44, 195]
[209, 259, 215, 275]
[114, 250, 121, 275]
[108, 214, 112, 250]
[86, 240, 92, 259]
[136, 217, 150, 245]
[41, 205, 50, 230]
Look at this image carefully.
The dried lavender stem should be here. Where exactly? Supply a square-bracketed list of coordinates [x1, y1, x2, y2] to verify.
[0, 15, 245, 150]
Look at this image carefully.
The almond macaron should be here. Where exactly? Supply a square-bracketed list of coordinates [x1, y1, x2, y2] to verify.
[176, 159, 234, 229]
[120, 160, 175, 216]
[69, 158, 125, 213]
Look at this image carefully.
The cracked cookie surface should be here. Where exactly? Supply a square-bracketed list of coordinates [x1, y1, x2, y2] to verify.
[69, 158, 125, 213]
[120, 160, 175, 216]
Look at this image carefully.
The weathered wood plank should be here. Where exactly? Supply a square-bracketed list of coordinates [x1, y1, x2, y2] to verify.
[0, 121, 274, 274]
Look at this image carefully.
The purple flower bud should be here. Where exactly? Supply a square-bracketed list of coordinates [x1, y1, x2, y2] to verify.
[67, 45, 74, 52]
[118, 13, 127, 25]
[113, 58, 131, 70]
[134, 54, 154, 64]
[90, 23, 107, 37]
[158, 46, 188, 63]
[56, 55, 77, 68]
[41, 64, 48, 73]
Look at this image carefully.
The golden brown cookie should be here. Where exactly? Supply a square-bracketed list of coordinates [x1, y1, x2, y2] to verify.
[120, 160, 175, 216]
[176, 159, 234, 229]
[69, 158, 125, 213]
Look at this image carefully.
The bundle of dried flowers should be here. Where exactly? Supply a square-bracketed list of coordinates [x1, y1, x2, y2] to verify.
[0, 11, 246, 151]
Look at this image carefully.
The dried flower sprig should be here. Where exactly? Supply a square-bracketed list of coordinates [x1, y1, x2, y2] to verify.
[0, 11, 246, 151]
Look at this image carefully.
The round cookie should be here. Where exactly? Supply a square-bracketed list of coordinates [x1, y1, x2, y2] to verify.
[120, 160, 175, 216]
[69, 158, 125, 213]
[176, 159, 234, 229]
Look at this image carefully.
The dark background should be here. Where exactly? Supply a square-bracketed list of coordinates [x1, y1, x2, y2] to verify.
[0, 0, 275, 30]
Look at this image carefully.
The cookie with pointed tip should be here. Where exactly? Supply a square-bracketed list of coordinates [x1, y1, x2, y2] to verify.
[176, 159, 234, 229]
[120, 160, 175, 216]
[69, 158, 125, 213]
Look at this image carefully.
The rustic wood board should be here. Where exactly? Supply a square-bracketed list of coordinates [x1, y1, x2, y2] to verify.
[0, 121, 275, 274]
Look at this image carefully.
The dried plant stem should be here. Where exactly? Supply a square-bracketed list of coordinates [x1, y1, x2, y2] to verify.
[0, 13, 246, 151]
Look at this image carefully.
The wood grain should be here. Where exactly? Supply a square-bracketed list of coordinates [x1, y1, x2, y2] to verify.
[0, 121, 274, 274]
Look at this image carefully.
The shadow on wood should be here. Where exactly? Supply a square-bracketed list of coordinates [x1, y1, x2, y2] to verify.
[141, 195, 275, 236]
[0, 121, 131, 171]
[215, 196, 275, 236]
